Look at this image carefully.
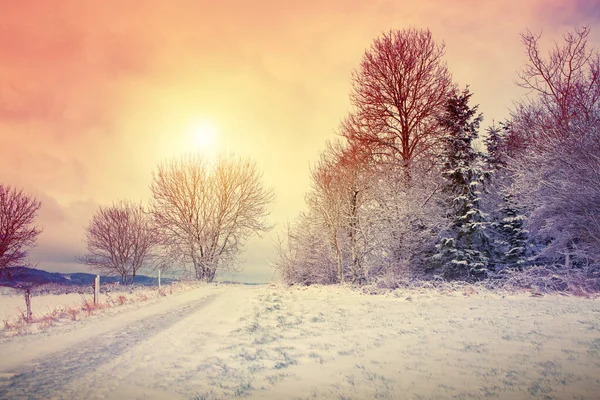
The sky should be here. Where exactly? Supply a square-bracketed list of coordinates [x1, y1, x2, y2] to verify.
[1, 0, 599, 283]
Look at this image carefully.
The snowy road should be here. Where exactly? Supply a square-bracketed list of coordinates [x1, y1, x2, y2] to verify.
[0, 292, 219, 399]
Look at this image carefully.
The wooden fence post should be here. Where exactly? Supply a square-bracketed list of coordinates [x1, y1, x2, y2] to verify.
[94, 275, 100, 305]
[24, 288, 32, 322]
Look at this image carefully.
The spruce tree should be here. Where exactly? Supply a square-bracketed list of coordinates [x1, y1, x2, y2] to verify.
[495, 191, 529, 270]
[435, 88, 490, 279]
[484, 122, 530, 270]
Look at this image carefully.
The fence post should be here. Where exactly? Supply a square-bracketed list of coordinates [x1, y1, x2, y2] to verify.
[24, 288, 32, 322]
[158, 269, 161, 290]
[94, 275, 100, 305]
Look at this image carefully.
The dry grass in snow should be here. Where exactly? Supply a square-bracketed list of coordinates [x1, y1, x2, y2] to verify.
[0, 282, 199, 336]
[0, 284, 599, 399]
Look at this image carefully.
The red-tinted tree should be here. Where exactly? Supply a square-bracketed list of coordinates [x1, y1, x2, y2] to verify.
[341, 28, 454, 179]
[0, 184, 42, 278]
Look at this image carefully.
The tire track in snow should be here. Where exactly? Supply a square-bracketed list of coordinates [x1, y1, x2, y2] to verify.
[0, 292, 219, 399]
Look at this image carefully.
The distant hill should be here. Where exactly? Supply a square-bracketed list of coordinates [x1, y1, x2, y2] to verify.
[0, 267, 175, 288]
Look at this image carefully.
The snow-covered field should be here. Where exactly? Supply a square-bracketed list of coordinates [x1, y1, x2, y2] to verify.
[0, 283, 196, 335]
[0, 284, 599, 399]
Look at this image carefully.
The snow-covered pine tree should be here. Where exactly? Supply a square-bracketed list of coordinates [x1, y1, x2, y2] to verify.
[483, 122, 509, 169]
[495, 191, 529, 270]
[483, 122, 531, 271]
[434, 88, 490, 280]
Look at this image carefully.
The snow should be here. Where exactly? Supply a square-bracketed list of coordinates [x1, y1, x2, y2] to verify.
[1, 284, 599, 399]
[1, 290, 86, 324]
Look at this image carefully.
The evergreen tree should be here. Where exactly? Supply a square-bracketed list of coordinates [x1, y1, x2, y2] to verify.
[483, 122, 531, 271]
[434, 88, 490, 279]
[495, 191, 529, 270]
[483, 122, 509, 169]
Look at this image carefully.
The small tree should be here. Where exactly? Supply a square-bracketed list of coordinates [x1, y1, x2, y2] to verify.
[273, 213, 338, 286]
[150, 153, 274, 282]
[80, 201, 156, 284]
[0, 184, 42, 278]
[434, 88, 490, 279]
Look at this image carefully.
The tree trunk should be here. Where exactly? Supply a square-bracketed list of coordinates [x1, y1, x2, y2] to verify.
[332, 231, 343, 284]
[348, 189, 364, 285]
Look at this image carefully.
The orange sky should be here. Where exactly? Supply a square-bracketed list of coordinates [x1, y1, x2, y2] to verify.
[1, 0, 598, 282]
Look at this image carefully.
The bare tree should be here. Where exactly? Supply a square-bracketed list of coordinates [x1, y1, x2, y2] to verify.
[305, 140, 375, 284]
[341, 27, 454, 180]
[273, 213, 338, 286]
[517, 26, 600, 130]
[0, 184, 42, 278]
[150, 153, 274, 282]
[511, 26, 600, 268]
[80, 201, 156, 284]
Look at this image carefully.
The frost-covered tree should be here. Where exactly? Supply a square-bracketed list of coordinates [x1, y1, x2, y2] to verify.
[288, 139, 375, 285]
[511, 26, 600, 268]
[483, 123, 509, 170]
[306, 142, 347, 283]
[434, 88, 490, 279]
[368, 161, 446, 280]
[337, 27, 453, 281]
[273, 212, 338, 286]
[151, 154, 274, 282]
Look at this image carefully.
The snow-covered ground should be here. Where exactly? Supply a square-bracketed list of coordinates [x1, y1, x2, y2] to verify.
[0, 284, 599, 399]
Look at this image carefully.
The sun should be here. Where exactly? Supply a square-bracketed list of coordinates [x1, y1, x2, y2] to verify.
[188, 118, 219, 150]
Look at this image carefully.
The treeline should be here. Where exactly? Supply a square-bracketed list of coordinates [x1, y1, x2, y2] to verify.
[1, 154, 274, 284]
[274, 27, 600, 291]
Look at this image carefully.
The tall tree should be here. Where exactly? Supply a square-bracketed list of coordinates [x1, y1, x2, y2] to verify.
[150, 153, 274, 282]
[80, 201, 156, 284]
[341, 27, 454, 180]
[434, 88, 489, 279]
[0, 184, 42, 278]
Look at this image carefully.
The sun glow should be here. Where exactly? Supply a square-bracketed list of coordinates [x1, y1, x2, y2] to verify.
[188, 118, 219, 151]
